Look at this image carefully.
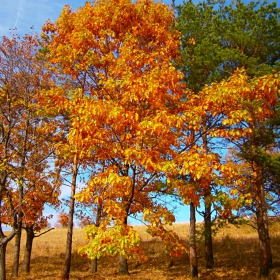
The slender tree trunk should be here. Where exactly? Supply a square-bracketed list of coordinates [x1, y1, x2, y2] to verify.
[202, 120, 214, 269]
[0, 241, 7, 280]
[118, 255, 129, 275]
[90, 204, 102, 274]
[264, 212, 273, 268]
[0, 192, 17, 280]
[12, 117, 29, 277]
[117, 165, 133, 276]
[254, 164, 269, 277]
[11, 222, 22, 277]
[204, 198, 214, 269]
[61, 155, 78, 280]
[11, 180, 24, 277]
[189, 202, 198, 278]
[22, 226, 35, 273]
[118, 215, 129, 275]
[90, 258, 98, 274]
[256, 207, 269, 277]
[0, 227, 16, 280]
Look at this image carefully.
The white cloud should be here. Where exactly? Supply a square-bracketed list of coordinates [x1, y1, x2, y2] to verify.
[14, 0, 24, 28]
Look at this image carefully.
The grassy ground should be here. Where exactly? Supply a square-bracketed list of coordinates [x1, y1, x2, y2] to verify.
[4, 222, 280, 279]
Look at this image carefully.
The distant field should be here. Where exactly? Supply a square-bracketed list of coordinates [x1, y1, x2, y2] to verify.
[4, 222, 280, 279]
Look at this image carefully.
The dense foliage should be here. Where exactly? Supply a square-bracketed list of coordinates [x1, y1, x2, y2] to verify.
[0, 0, 279, 279]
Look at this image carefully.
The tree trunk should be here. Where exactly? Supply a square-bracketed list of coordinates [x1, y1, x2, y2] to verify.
[90, 204, 102, 274]
[22, 226, 35, 273]
[202, 120, 214, 269]
[11, 223, 22, 277]
[117, 215, 129, 276]
[204, 199, 214, 269]
[0, 222, 16, 280]
[117, 165, 133, 276]
[61, 155, 78, 280]
[189, 202, 198, 278]
[12, 118, 29, 277]
[256, 208, 270, 277]
[254, 164, 270, 278]
[264, 213, 273, 268]
[0, 241, 7, 280]
[118, 255, 129, 275]
[90, 258, 98, 274]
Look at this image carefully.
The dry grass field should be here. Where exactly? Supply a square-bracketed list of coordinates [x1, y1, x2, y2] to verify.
[4, 222, 280, 279]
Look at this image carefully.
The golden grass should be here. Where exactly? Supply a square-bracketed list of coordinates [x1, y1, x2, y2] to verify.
[4, 222, 280, 280]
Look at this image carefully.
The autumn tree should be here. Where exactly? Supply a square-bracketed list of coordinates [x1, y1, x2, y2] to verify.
[74, 164, 108, 274]
[57, 211, 70, 228]
[0, 34, 27, 280]
[21, 170, 60, 274]
[1, 164, 61, 274]
[0, 32, 62, 279]
[219, 104, 280, 276]
[38, 37, 85, 279]
[175, 0, 280, 270]
[42, 0, 188, 275]
[17, 123, 62, 274]
[198, 69, 280, 277]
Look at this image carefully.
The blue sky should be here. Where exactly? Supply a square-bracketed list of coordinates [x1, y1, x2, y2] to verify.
[0, 0, 177, 37]
[1, 0, 278, 41]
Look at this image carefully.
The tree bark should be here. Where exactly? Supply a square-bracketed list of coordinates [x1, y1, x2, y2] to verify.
[11, 178, 24, 277]
[264, 212, 273, 268]
[202, 120, 214, 269]
[0, 241, 7, 280]
[11, 223, 22, 277]
[256, 208, 270, 277]
[61, 154, 78, 280]
[117, 165, 133, 276]
[118, 255, 129, 275]
[254, 164, 270, 277]
[0, 227, 16, 280]
[204, 198, 214, 269]
[11, 116, 29, 277]
[117, 215, 129, 276]
[189, 202, 198, 278]
[22, 226, 35, 273]
[90, 258, 98, 274]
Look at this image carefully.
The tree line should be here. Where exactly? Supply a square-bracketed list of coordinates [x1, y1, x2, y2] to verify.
[0, 0, 279, 279]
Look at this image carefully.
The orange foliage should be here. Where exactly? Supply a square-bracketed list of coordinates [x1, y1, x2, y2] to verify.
[42, 0, 186, 262]
[41, 0, 280, 268]
[57, 212, 69, 228]
[0, 33, 61, 234]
